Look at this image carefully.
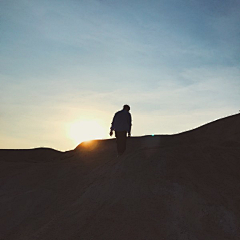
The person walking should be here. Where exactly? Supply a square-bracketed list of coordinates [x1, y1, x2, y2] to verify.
[110, 105, 132, 156]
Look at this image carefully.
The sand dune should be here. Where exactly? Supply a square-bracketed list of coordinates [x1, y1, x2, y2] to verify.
[0, 114, 240, 240]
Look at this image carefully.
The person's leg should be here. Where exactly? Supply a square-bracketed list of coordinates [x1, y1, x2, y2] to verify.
[115, 131, 121, 155]
[115, 131, 127, 155]
[120, 131, 127, 154]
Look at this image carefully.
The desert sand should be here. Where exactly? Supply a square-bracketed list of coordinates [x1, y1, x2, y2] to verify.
[0, 114, 240, 240]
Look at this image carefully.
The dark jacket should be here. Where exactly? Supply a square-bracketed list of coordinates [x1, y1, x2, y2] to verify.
[110, 109, 132, 133]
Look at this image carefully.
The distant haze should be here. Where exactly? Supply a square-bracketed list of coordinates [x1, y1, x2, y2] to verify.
[1, 0, 239, 151]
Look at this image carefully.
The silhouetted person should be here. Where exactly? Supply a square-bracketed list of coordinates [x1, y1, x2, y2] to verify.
[110, 105, 132, 156]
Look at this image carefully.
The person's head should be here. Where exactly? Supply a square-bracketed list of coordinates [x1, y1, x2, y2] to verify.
[123, 104, 130, 112]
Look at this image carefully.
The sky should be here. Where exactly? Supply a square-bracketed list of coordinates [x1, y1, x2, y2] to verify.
[1, 0, 240, 151]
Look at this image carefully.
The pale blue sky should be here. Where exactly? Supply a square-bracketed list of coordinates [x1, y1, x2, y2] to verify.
[1, 0, 239, 150]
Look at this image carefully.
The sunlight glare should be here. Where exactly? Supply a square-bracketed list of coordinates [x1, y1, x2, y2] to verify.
[67, 119, 107, 145]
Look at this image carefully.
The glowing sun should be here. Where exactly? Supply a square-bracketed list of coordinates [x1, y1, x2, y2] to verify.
[67, 119, 106, 145]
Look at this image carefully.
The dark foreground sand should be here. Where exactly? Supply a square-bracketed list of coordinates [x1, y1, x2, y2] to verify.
[0, 114, 240, 240]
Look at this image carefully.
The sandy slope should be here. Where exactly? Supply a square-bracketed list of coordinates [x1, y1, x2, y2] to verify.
[0, 114, 240, 240]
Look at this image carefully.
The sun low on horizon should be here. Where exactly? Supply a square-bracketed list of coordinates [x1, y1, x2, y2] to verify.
[66, 119, 109, 146]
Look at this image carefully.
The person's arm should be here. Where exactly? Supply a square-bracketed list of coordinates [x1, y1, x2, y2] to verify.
[128, 113, 132, 137]
[109, 114, 116, 136]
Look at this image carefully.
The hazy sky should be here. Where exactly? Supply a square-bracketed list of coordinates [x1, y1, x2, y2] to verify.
[1, 0, 240, 151]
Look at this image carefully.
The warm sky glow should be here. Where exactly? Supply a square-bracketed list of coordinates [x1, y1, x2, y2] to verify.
[67, 119, 108, 146]
[1, 0, 239, 151]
